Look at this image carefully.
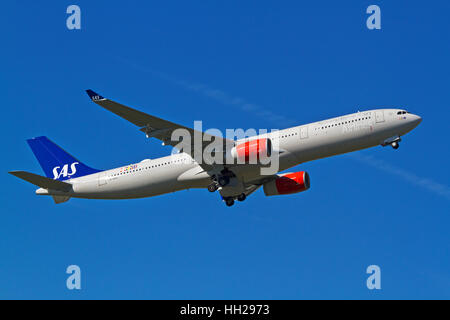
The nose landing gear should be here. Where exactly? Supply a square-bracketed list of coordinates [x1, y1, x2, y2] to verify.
[382, 136, 401, 150]
[391, 141, 400, 149]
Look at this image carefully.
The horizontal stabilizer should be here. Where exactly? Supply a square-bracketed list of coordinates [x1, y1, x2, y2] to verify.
[9, 171, 73, 192]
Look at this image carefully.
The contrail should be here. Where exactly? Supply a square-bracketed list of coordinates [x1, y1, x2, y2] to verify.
[349, 153, 450, 201]
[157, 75, 296, 127]
[115, 57, 296, 127]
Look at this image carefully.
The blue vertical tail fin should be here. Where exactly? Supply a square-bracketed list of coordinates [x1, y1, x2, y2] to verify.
[26, 136, 101, 180]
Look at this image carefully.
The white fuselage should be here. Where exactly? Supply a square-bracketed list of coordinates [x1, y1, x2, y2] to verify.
[37, 109, 421, 200]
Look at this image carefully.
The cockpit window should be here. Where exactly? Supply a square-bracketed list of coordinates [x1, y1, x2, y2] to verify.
[397, 110, 407, 115]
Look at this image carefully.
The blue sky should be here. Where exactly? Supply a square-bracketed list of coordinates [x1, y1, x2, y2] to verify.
[1, 1, 449, 299]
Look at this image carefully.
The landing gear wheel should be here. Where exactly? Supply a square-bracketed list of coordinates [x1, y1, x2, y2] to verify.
[237, 193, 247, 202]
[218, 176, 230, 187]
[207, 183, 218, 192]
[225, 198, 235, 207]
[391, 141, 399, 149]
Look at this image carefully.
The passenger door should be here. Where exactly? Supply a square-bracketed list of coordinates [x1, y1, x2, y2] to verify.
[300, 126, 308, 139]
[98, 172, 108, 186]
[375, 110, 385, 123]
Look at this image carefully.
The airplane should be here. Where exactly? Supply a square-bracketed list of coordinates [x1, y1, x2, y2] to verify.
[9, 90, 422, 206]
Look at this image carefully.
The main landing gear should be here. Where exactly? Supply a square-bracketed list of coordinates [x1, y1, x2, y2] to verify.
[225, 198, 235, 207]
[218, 176, 230, 187]
[208, 170, 234, 193]
[207, 177, 228, 193]
[207, 169, 246, 207]
[207, 183, 218, 192]
[223, 193, 246, 207]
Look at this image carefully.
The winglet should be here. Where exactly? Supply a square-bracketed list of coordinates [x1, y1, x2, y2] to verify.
[85, 89, 105, 101]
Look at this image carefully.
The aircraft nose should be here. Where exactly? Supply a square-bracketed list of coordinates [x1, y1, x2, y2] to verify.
[411, 114, 422, 127]
[414, 114, 422, 124]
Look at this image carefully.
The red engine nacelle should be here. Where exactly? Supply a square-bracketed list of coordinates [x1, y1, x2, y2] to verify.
[231, 138, 272, 163]
[263, 171, 310, 196]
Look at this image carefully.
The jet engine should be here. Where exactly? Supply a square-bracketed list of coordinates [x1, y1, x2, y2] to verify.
[263, 171, 310, 196]
[230, 138, 272, 163]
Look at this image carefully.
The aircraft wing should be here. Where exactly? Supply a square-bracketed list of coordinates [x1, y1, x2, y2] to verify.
[86, 90, 234, 167]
